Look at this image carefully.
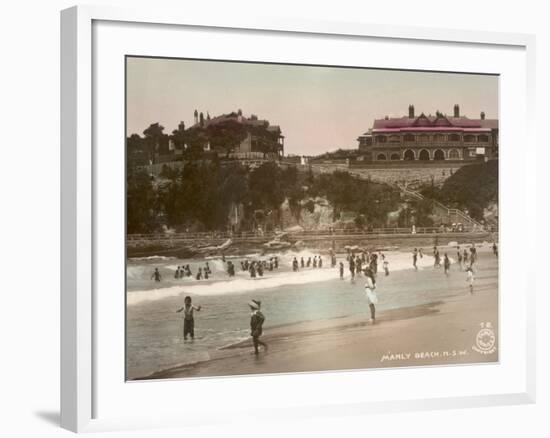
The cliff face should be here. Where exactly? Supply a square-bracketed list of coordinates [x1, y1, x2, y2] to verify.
[280, 196, 393, 230]
[280, 197, 336, 231]
[483, 202, 499, 226]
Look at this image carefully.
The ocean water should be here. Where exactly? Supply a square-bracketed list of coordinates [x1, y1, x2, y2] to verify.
[126, 248, 475, 379]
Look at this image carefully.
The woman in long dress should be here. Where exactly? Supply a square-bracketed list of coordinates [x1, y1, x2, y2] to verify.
[364, 268, 378, 324]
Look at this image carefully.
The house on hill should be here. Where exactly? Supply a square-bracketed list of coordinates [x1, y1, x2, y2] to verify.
[188, 109, 285, 161]
[357, 104, 498, 163]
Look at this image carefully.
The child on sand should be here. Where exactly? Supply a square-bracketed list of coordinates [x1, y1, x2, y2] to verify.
[249, 300, 267, 354]
[176, 296, 202, 340]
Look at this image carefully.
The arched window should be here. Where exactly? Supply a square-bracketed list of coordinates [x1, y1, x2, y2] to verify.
[390, 153, 400, 161]
[478, 134, 489, 142]
[376, 153, 387, 161]
[434, 149, 445, 160]
[419, 149, 430, 161]
[448, 149, 460, 160]
[448, 133, 461, 142]
[464, 135, 476, 142]
[404, 134, 415, 142]
[404, 149, 415, 160]
[375, 135, 387, 144]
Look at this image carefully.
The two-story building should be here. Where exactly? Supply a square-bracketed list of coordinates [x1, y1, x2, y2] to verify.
[357, 104, 498, 163]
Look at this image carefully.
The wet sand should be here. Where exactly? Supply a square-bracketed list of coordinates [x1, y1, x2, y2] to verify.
[140, 252, 498, 380]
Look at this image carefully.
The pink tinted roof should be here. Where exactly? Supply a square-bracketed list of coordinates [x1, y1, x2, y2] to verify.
[372, 127, 491, 133]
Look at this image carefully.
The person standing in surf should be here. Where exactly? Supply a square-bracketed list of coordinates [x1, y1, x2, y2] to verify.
[444, 253, 451, 276]
[470, 244, 477, 267]
[250, 262, 257, 278]
[383, 259, 389, 276]
[434, 248, 441, 268]
[151, 268, 162, 282]
[349, 255, 356, 281]
[176, 296, 202, 341]
[249, 300, 267, 355]
[413, 248, 418, 270]
[339, 261, 344, 279]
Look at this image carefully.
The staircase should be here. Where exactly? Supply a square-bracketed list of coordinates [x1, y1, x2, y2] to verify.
[397, 184, 484, 229]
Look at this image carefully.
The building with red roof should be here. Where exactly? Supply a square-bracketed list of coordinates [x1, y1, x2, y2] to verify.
[357, 104, 498, 163]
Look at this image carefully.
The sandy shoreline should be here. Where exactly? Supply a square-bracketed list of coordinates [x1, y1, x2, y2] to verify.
[138, 260, 498, 380]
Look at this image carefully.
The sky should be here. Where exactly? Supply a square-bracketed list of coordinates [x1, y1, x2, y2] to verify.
[126, 57, 499, 156]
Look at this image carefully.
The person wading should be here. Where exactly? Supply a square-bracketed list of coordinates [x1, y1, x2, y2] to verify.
[248, 300, 267, 355]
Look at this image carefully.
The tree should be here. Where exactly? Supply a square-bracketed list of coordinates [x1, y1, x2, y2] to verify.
[205, 120, 248, 156]
[143, 123, 166, 161]
[248, 162, 285, 212]
[127, 169, 159, 233]
[171, 121, 186, 151]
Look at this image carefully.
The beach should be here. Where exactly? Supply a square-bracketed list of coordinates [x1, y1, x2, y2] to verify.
[128, 244, 498, 380]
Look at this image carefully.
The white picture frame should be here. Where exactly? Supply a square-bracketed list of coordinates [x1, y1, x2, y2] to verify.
[61, 4, 536, 433]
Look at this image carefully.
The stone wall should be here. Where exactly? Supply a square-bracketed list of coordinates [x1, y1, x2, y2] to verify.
[347, 163, 467, 188]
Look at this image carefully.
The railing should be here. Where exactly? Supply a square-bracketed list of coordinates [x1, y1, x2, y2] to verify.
[397, 185, 484, 229]
[127, 226, 490, 242]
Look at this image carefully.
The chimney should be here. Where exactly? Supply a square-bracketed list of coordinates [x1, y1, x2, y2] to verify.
[408, 104, 415, 118]
[453, 104, 460, 118]
[480, 111, 486, 120]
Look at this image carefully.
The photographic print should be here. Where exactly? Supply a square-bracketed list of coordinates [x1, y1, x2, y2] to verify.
[125, 57, 499, 381]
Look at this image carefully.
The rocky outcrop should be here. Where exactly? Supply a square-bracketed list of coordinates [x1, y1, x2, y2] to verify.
[483, 202, 499, 226]
[280, 197, 336, 231]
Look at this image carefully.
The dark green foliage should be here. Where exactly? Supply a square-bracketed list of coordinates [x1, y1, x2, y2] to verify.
[420, 160, 498, 221]
[126, 164, 401, 233]
[143, 123, 168, 158]
[205, 120, 248, 156]
[397, 198, 434, 228]
[310, 171, 400, 227]
[127, 169, 159, 234]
